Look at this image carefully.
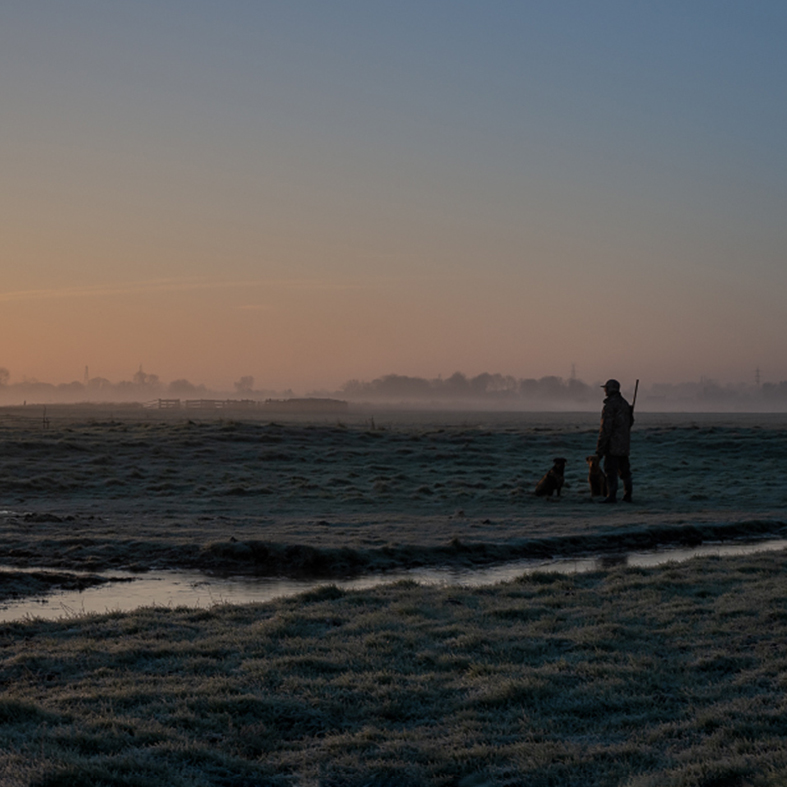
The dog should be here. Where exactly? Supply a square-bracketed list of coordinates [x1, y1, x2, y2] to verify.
[586, 454, 608, 498]
[534, 458, 567, 497]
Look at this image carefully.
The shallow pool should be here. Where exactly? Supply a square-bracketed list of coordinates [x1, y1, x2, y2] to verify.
[2, 538, 786, 623]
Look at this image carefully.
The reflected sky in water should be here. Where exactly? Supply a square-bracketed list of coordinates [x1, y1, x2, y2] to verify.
[2, 539, 786, 623]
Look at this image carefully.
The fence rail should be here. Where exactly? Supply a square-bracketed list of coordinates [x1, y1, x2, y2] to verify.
[144, 398, 348, 413]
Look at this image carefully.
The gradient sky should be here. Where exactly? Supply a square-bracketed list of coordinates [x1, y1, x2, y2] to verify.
[2, 1, 786, 392]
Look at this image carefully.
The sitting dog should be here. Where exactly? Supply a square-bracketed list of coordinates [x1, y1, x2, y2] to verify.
[535, 457, 567, 497]
[586, 454, 608, 498]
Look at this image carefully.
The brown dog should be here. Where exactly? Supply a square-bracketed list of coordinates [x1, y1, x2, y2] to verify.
[535, 458, 567, 497]
[586, 455, 608, 498]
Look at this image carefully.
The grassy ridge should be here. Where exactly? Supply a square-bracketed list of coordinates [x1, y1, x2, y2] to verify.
[3, 513, 786, 581]
[2, 551, 787, 786]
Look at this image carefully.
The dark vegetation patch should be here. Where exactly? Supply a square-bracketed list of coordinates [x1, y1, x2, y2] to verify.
[194, 519, 787, 579]
[0, 570, 132, 603]
[2, 517, 786, 584]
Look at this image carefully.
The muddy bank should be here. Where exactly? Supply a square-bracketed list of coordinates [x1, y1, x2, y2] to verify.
[0, 568, 131, 604]
[3, 516, 785, 580]
[196, 517, 787, 577]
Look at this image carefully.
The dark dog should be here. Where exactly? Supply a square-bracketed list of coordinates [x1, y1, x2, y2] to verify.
[586, 454, 608, 497]
[535, 458, 567, 497]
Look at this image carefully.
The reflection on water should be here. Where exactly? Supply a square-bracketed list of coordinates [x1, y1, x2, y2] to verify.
[2, 539, 787, 623]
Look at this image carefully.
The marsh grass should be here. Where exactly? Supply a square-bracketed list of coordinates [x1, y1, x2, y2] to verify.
[3, 415, 787, 580]
[2, 552, 787, 785]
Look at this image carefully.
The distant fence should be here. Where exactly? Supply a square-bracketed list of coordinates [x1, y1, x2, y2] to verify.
[144, 398, 348, 413]
[184, 399, 258, 410]
[151, 399, 181, 409]
[145, 399, 260, 410]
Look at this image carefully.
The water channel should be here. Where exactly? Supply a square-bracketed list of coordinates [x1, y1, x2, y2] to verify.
[2, 538, 786, 623]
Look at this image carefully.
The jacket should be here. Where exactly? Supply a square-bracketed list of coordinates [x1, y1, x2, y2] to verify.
[596, 391, 633, 457]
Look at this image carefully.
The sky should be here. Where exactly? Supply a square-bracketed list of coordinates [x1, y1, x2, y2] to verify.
[2, 1, 786, 393]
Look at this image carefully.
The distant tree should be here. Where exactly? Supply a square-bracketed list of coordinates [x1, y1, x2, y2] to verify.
[469, 373, 493, 396]
[132, 367, 160, 387]
[0, 368, 9, 387]
[567, 377, 591, 400]
[168, 379, 206, 396]
[486, 373, 518, 394]
[464, 373, 518, 397]
[519, 378, 540, 398]
[762, 382, 787, 400]
[370, 375, 432, 398]
[538, 376, 566, 398]
[341, 379, 366, 397]
[443, 372, 469, 397]
[699, 378, 724, 401]
[234, 376, 255, 394]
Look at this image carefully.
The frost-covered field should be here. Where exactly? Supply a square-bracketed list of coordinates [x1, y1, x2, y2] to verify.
[1, 408, 786, 581]
[2, 408, 787, 786]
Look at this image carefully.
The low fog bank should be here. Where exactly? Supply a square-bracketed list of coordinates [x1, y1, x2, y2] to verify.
[330, 373, 787, 412]
[0, 369, 294, 409]
[2, 367, 787, 412]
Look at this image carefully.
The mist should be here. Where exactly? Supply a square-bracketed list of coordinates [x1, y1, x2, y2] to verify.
[1, 367, 787, 413]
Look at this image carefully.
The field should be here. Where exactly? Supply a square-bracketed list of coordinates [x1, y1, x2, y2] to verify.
[1, 408, 786, 785]
[4, 552, 787, 786]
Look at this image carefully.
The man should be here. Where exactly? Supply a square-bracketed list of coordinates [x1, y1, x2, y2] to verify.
[595, 379, 633, 504]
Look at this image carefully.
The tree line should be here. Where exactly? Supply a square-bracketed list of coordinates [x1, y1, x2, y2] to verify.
[2, 365, 787, 408]
[340, 372, 596, 402]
